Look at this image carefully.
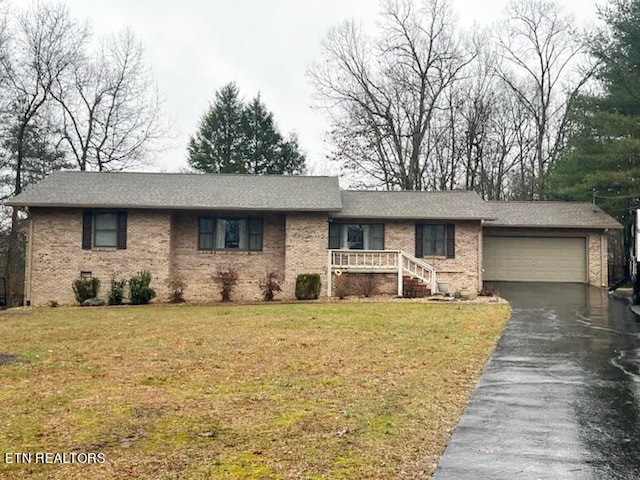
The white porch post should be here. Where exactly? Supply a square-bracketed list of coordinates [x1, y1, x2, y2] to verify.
[327, 250, 333, 297]
[431, 271, 437, 295]
[397, 251, 403, 296]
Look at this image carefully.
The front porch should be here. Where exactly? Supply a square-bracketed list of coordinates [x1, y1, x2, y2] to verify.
[327, 249, 437, 297]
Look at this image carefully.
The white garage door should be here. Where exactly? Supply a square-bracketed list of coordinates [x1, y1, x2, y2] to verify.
[483, 236, 587, 283]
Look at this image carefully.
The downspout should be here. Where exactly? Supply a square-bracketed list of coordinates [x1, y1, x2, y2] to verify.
[478, 220, 483, 291]
[25, 206, 33, 306]
[602, 231, 607, 287]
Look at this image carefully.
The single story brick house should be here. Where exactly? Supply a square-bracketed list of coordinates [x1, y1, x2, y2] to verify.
[6, 172, 622, 306]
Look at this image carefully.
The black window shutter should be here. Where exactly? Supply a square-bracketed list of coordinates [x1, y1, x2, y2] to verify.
[198, 217, 214, 250]
[117, 211, 127, 249]
[446, 224, 455, 258]
[328, 222, 341, 249]
[82, 211, 93, 249]
[248, 218, 263, 251]
[415, 224, 423, 257]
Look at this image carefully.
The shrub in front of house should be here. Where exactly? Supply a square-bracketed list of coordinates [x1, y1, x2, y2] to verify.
[259, 271, 282, 301]
[129, 270, 156, 305]
[166, 277, 187, 303]
[213, 267, 239, 302]
[72, 276, 100, 305]
[333, 275, 349, 299]
[295, 274, 321, 300]
[108, 277, 127, 305]
[479, 284, 497, 297]
[359, 274, 377, 298]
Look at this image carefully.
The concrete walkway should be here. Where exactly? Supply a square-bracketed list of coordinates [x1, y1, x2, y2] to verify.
[433, 283, 640, 480]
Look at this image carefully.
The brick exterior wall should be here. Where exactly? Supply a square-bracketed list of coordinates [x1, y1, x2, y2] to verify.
[24, 207, 609, 306]
[330, 273, 398, 297]
[283, 213, 330, 298]
[170, 212, 286, 302]
[326, 220, 482, 296]
[482, 227, 609, 287]
[27, 208, 172, 306]
[384, 219, 483, 291]
[25, 208, 307, 305]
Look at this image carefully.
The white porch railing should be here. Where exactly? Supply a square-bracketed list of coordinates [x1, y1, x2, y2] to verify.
[327, 249, 436, 296]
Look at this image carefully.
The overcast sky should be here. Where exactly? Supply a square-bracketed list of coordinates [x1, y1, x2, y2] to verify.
[47, 0, 602, 174]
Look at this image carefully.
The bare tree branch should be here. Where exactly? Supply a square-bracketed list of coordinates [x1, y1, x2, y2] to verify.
[310, 0, 475, 190]
[51, 27, 168, 171]
[494, 0, 591, 198]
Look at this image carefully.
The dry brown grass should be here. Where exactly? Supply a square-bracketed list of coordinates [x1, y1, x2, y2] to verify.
[0, 302, 509, 479]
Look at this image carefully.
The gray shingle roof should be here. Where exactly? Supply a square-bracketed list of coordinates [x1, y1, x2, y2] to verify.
[486, 201, 623, 229]
[5, 172, 623, 229]
[6, 171, 343, 212]
[335, 190, 496, 220]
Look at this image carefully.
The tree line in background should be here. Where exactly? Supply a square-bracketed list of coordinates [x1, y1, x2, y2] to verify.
[547, 0, 640, 222]
[310, 0, 640, 222]
[2, 0, 637, 214]
[0, 1, 165, 200]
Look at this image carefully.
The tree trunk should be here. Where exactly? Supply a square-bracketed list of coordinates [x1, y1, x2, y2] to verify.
[5, 139, 25, 306]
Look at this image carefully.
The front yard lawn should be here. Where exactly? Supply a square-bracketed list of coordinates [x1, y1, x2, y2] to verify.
[0, 302, 509, 479]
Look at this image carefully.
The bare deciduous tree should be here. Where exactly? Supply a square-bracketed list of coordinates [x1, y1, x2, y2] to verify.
[310, 0, 475, 190]
[449, 42, 534, 200]
[51, 27, 166, 171]
[0, 1, 85, 197]
[495, 0, 591, 198]
[0, 1, 84, 305]
[0, 1, 167, 305]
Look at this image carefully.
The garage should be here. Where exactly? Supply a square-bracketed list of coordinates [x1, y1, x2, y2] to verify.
[483, 236, 587, 283]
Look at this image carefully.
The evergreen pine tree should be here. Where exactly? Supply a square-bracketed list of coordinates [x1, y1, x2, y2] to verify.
[188, 84, 306, 175]
[188, 83, 245, 173]
[547, 0, 640, 221]
[241, 96, 282, 174]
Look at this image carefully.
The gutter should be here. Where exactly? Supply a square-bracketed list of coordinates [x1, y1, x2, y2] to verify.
[25, 207, 33, 306]
[484, 223, 624, 230]
[4, 203, 344, 213]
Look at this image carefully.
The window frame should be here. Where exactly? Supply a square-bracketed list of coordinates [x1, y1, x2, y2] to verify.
[198, 215, 263, 252]
[93, 212, 119, 248]
[415, 223, 455, 258]
[82, 210, 127, 250]
[328, 222, 385, 250]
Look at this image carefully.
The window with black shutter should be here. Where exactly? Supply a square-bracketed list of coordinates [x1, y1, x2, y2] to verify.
[327, 223, 384, 250]
[416, 224, 455, 258]
[328, 222, 341, 249]
[248, 218, 263, 251]
[82, 210, 127, 249]
[82, 211, 93, 250]
[197, 216, 263, 251]
[445, 224, 455, 258]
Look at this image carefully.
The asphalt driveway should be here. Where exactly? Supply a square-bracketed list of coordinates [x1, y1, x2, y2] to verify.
[433, 282, 640, 480]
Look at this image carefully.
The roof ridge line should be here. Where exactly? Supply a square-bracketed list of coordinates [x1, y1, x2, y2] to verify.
[51, 170, 338, 179]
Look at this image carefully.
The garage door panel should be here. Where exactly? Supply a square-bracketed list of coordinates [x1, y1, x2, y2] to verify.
[483, 236, 586, 283]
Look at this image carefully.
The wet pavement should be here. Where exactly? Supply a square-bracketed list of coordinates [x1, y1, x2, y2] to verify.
[432, 283, 640, 480]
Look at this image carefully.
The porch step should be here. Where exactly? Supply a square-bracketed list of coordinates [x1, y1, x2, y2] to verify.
[402, 275, 430, 298]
